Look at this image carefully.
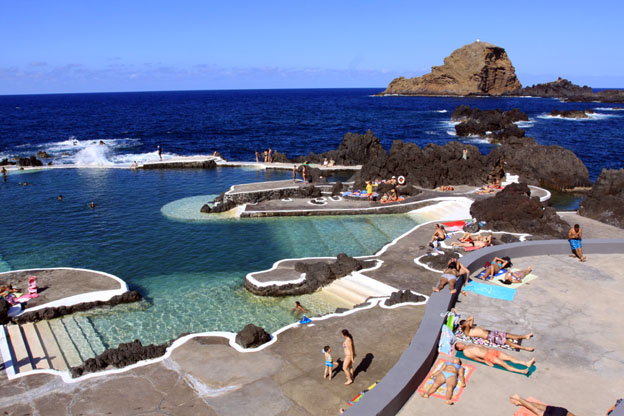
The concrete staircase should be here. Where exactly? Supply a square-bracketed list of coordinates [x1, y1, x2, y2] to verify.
[318, 273, 396, 308]
[1, 315, 107, 376]
[408, 199, 472, 223]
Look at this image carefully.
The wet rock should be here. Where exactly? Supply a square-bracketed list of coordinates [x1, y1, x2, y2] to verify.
[499, 234, 521, 244]
[36, 151, 51, 158]
[452, 106, 528, 138]
[385, 290, 427, 307]
[141, 160, 217, 169]
[420, 253, 460, 271]
[235, 324, 272, 348]
[18, 156, 43, 167]
[470, 183, 569, 237]
[578, 168, 624, 229]
[549, 109, 594, 119]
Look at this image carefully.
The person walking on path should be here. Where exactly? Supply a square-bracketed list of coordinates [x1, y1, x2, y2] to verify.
[341, 329, 356, 385]
[568, 224, 586, 262]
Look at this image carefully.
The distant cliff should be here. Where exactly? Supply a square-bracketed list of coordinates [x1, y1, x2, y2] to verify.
[508, 77, 624, 103]
[379, 41, 521, 96]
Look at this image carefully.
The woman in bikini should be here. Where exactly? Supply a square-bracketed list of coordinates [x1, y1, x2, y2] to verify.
[459, 316, 534, 351]
[420, 357, 466, 405]
[341, 329, 356, 385]
[503, 266, 533, 283]
[481, 256, 510, 280]
[451, 235, 492, 249]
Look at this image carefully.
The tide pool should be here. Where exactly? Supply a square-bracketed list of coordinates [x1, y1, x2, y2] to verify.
[0, 167, 422, 347]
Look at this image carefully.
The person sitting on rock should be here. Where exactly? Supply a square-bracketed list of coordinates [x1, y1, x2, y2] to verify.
[419, 357, 466, 405]
[459, 316, 534, 351]
[509, 393, 575, 416]
[503, 266, 533, 284]
[323, 158, 329, 166]
[454, 342, 535, 374]
[428, 224, 447, 249]
[388, 189, 398, 202]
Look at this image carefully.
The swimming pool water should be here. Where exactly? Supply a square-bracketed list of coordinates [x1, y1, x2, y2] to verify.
[0, 167, 422, 347]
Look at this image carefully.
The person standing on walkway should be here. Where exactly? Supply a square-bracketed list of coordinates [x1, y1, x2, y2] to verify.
[1, 167, 7, 182]
[157, 145, 162, 161]
[568, 224, 586, 262]
[292, 165, 297, 183]
[341, 329, 356, 385]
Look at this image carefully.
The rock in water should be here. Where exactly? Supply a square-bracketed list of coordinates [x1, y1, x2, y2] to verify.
[379, 41, 521, 96]
[578, 169, 624, 229]
[235, 324, 272, 348]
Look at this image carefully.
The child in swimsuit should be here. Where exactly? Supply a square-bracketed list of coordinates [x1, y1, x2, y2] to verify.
[323, 345, 335, 380]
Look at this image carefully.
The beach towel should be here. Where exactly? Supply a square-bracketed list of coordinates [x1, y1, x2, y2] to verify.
[475, 268, 508, 281]
[442, 220, 466, 232]
[348, 382, 378, 406]
[299, 316, 311, 324]
[463, 245, 485, 252]
[438, 325, 455, 355]
[455, 350, 535, 377]
[417, 357, 475, 403]
[464, 280, 516, 301]
[454, 329, 521, 351]
[492, 270, 538, 288]
[513, 397, 546, 416]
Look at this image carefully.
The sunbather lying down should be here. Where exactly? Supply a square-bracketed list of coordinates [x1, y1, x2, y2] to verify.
[510, 394, 575, 416]
[459, 316, 534, 351]
[451, 235, 492, 248]
[420, 357, 466, 405]
[454, 342, 535, 374]
[504, 266, 533, 283]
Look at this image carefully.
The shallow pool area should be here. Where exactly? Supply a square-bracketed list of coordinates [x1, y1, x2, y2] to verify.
[0, 167, 423, 348]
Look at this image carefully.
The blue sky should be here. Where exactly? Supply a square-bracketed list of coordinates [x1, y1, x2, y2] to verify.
[1, 0, 623, 94]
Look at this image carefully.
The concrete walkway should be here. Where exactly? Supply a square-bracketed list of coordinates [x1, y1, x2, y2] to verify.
[0, 302, 424, 416]
[399, 252, 624, 415]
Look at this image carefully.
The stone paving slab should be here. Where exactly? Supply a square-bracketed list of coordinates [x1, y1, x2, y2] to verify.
[398, 253, 624, 415]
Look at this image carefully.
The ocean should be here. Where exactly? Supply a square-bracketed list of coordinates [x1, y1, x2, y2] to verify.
[0, 89, 622, 348]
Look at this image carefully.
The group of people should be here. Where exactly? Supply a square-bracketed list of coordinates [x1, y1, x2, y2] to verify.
[291, 301, 356, 385]
[255, 148, 274, 163]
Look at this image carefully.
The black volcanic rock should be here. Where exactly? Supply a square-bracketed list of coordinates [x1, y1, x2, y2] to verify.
[0, 298, 9, 325]
[245, 254, 372, 296]
[385, 290, 426, 306]
[549, 109, 594, 119]
[490, 137, 591, 190]
[470, 183, 569, 237]
[355, 140, 489, 189]
[578, 168, 624, 229]
[18, 156, 43, 167]
[235, 324, 272, 348]
[509, 77, 624, 103]
[293, 130, 386, 166]
[452, 105, 528, 140]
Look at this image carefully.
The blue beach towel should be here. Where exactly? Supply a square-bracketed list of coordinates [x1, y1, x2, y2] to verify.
[464, 280, 516, 301]
[476, 268, 508, 281]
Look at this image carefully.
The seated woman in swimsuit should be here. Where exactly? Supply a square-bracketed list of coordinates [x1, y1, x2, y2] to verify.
[419, 357, 466, 405]
[0, 284, 18, 298]
[480, 256, 510, 280]
[459, 316, 534, 351]
[503, 266, 533, 283]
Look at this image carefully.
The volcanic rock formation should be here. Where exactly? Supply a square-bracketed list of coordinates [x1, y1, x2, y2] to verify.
[549, 109, 594, 119]
[470, 183, 569, 238]
[379, 41, 521, 96]
[235, 324, 272, 348]
[452, 105, 528, 142]
[509, 77, 624, 103]
[578, 169, 624, 229]
[292, 130, 386, 166]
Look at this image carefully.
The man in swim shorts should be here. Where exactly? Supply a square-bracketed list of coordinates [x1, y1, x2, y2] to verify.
[509, 393, 575, 416]
[454, 342, 535, 374]
[568, 224, 586, 262]
[459, 315, 534, 351]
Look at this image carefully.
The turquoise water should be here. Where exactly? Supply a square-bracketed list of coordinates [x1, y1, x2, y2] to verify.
[0, 168, 421, 347]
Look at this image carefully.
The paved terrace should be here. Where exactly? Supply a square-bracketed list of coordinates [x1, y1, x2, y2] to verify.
[399, 252, 624, 416]
[0, 301, 424, 416]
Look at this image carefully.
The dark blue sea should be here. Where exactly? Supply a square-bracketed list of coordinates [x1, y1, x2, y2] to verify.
[0, 89, 622, 347]
[1, 89, 622, 180]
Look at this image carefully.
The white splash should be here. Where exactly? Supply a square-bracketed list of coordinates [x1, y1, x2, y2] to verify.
[73, 143, 114, 166]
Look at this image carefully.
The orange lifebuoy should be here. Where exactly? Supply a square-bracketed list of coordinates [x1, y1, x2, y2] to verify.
[398, 176, 406, 185]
